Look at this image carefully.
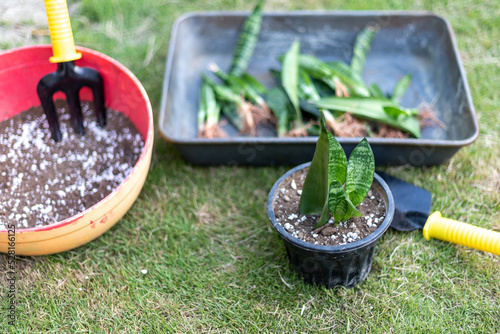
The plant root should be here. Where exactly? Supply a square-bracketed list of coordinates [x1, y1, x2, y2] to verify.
[250, 102, 275, 126]
[327, 113, 366, 137]
[334, 78, 350, 97]
[238, 101, 257, 136]
[374, 125, 409, 138]
[199, 123, 227, 138]
[419, 103, 446, 130]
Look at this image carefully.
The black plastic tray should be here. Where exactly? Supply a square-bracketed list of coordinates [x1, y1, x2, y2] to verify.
[159, 11, 478, 166]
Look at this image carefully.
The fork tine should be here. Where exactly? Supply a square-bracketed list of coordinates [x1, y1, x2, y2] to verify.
[37, 74, 62, 142]
[90, 77, 106, 128]
[65, 87, 84, 136]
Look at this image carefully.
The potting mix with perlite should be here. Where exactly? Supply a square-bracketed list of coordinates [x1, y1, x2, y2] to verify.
[273, 167, 386, 246]
[0, 100, 144, 229]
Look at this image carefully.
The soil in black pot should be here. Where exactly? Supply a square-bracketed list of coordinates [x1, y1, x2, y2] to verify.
[0, 100, 144, 229]
[273, 167, 386, 246]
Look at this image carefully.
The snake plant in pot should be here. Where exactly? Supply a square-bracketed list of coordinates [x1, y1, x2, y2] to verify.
[267, 114, 395, 288]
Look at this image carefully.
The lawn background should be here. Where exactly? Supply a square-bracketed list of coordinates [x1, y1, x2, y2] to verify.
[0, 0, 499, 332]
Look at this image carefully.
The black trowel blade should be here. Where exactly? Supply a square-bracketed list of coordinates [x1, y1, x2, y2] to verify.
[377, 171, 433, 232]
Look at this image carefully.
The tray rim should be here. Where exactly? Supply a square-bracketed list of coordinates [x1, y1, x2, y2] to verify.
[159, 10, 479, 149]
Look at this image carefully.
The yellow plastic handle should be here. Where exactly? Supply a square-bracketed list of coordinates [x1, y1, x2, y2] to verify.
[423, 211, 500, 255]
[44, 0, 82, 63]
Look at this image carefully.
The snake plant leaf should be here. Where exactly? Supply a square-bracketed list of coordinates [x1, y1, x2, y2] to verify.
[345, 138, 375, 207]
[210, 64, 230, 82]
[312, 77, 336, 97]
[312, 97, 422, 138]
[316, 191, 332, 228]
[350, 26, 376, 76]
[369, 83, 386, 99]
[306, 124, 321, 136]
[241, 73, 267, 95]
[205, 87, 221, 126]
[221, 102, 243, 131]
[297, 54, 332, 79]
[212, 70, 265, 107]
[299, 99, 321, 117]
[229, 0, 264, 77]
[200, 75, 223, 127]
[211, 83, 244, 105]
[299, 116, 329, 215]
[326, 61, 370, 97]
[327, 132, 347, 185]
[282, 40, 302, 122]
[198, 82, 210, 132]
[343, 196, 362, 221]
[203, 75, 243, 106]
[383, 105, 409, 119]
[230, 75, 266, 106]
[267, 87, 292, 137]
[327, 180, 348, 224]
[298, 69, 321, 101]
[391, 74, 412, 104]
[269, 68, 282, 85]
[298, 55, 370, 97]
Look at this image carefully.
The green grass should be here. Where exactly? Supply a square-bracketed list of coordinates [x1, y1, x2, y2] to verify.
[1, 0, 499, 332]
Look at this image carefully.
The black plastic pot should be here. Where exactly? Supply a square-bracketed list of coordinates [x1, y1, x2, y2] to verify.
[267, 162, 395, 288]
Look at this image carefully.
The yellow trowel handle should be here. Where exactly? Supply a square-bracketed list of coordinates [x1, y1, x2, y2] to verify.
[44, 0, 82, 63]
[423, 211, 500, 255]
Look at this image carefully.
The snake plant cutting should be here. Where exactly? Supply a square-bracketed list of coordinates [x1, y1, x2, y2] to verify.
[199, 0, 269, 137]
[299, 113, 375, 228]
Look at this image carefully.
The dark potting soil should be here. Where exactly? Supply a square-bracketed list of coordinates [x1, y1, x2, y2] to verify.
[273, 167, 386, 246]
[0, 100, 144, 229]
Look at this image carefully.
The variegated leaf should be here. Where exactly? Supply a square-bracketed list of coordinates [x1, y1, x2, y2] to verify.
[345, 138, 375, 207]
[343, 196, 362, 221]
[328, 180, 348, 223]
[327, 132, 347, 186]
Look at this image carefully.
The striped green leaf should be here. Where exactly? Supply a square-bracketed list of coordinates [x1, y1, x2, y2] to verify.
[328, 180, 348, 223]
[345, 138, 375, 207]
[327, 132, 347, 185]
[229, 0, 264, 77]
[351, 26, 376, 76]
[343, 196, 362, 221]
